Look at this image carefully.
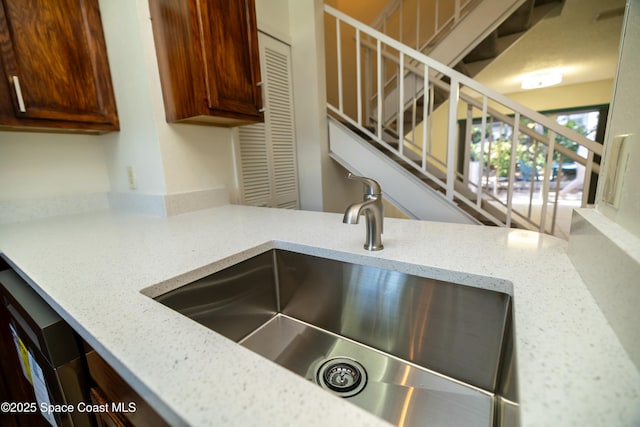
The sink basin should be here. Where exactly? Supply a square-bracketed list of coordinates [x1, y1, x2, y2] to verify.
[152, 249, 519, 426]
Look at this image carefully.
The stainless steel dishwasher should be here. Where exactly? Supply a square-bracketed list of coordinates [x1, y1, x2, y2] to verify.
[0, 266, 93, 427]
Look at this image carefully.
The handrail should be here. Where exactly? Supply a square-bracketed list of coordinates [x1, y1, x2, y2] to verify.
[359, 36, 602, 169]
[325, 4, 600, 236]
[329, 5, 602, 156]
[369, 0, 401, 30]
[369, 0, 481, 53]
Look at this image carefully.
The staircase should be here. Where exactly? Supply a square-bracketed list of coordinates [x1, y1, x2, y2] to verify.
[329, 116, 480, 224]
[324, 3, 602, 236]
[370, 0, 565, 125]
[455, 0, 565, 77]
[369, 0, 564, 71]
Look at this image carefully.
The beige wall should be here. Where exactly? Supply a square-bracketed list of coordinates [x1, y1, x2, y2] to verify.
[255, 0, 291, 42]
[324, 0, 395, 119]
[289, 0, 367, 213]
[383, 198, 410, 219]
[506, 79, 614, 112]
[99, 0, 167, 196]
[0, 134, 111, 201]
[325, 0, 456, 53]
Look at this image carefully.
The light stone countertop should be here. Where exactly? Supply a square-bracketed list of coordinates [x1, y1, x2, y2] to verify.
[0, 205, 638, 426]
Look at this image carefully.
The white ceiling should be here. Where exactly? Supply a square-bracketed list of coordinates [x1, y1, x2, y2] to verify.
[473, 0, 626, 95]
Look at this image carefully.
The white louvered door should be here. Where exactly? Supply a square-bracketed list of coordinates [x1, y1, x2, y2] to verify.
[237, 33, 299, 209]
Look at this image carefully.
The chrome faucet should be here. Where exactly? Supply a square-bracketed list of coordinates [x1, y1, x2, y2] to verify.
[343, 173, 384, 251]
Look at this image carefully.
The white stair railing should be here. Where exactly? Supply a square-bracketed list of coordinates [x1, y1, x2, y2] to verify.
[370, 0, 481, 53]
[325, 4, 601, 236]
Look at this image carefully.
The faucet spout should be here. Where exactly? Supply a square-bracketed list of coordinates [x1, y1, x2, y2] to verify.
[342, 198, 377, 224]
[343, 174, 384, 251]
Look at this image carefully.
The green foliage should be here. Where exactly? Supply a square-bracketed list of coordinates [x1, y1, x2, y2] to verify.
[469, 117, 591, 178]
[469, 124, 526, 177]
[554, 119, 587, 163]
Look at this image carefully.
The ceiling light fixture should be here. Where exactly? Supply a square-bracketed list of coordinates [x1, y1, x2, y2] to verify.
[521, 71, 563, 90]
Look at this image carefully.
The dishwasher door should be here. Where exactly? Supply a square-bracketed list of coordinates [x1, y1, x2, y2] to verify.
[0, 268, 93, 427]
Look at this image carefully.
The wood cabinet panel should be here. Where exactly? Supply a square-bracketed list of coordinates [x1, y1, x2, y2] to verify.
[90, 387, 131, 427]
[86, 350, 170, 427]
[0, 0, 119, 133]
[149, 0, 263, 126]
[0, 298, 50, 427]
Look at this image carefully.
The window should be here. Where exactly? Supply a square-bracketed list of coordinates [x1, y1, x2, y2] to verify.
[466, 105, 606, 203]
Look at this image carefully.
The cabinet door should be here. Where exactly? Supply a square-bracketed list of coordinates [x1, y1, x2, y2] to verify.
[238, 34, 298, 209]
[149, 0, 263, 126]
[0, 304, 50, 427]
[0, 0, 119, 132]
[86, 350, 170, 427]
[90, 387, 131, 427]
[199, 0, 262, 118]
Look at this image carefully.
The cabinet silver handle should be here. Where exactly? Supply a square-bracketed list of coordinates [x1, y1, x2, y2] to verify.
[12, 76, 26, 113]
[257, 81, 265, 113]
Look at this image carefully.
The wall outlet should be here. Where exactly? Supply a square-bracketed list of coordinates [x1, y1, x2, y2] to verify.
[126, 166, 137, 190]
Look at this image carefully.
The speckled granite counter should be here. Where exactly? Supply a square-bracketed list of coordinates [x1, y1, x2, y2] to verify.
[0, 205, 638, 426]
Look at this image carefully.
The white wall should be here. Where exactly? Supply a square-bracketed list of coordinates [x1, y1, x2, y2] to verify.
[255, 0, 291, 42]
[568, 0, 640, 370]
[596, 0, 640, 238]
[288, 0, 327, 211]
[102, 0, 237, 201]
[0, 133, 110, 200]
[0, 0, 242, 221]
[99, 0, 166, 196]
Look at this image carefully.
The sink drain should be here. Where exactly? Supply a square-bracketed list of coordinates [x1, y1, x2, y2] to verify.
[316, 357, 367, 398]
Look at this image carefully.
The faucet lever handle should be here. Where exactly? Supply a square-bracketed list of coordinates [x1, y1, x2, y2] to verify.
[347, 173, 381, 196]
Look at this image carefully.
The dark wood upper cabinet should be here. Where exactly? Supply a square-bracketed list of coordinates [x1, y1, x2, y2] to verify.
[149, 0, 264, 126]
[0, 0, 119, 133]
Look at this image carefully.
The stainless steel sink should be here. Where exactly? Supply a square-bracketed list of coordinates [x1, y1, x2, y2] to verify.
[153, 249, 519, 427]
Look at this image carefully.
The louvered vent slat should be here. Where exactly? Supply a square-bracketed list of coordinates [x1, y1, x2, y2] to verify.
[237, 34, 298, 210]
